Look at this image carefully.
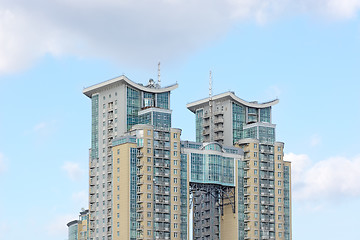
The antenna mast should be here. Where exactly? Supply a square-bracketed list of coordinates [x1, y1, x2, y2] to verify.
[209, 70, 214, 142]
[157, 62, 161, 86]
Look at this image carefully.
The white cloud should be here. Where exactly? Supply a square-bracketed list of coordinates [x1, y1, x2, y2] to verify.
[0, 153, 7, 174]
[285, 153, 360, 201]
[72, 190, 88, 208]
[62, 161, 85, 181]
[310, 134, 322, 147]
[0, 0, 359, 74]
[47, 214, 77, 237]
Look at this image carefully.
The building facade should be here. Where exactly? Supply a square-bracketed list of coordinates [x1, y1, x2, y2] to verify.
[78, 75, 291, 240]
[111, 125, 183, 240]
[67, 209, 90, 240]
[83, 76, 177, 240]
[180, 141, 244, 239]
[186, 92, 279, 146]
[187, 92, 292, 240]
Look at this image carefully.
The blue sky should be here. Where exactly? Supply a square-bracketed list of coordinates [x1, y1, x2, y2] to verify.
[0, 1, 360, 239]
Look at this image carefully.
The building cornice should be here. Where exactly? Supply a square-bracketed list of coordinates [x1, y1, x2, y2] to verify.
[83, 75, 178, 98]
[186, 91, 278, 112]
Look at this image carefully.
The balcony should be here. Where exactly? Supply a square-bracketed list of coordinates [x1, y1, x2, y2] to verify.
[214, 126, 224, 133]
[261, 166, 274, 171]
[137, 215, 144, 222]
[90, 204, 96, 212]
[137, 160, 144, 167]
[89, 178, 96, 186]
[137, 152, 144, 158]
[203, 121, 210, 127]
[202, 129, 210, 136]
[137, 205, 144, 212]
[214, 117, 224, 123]
[214, 111, 223, 116]
[90, 160, 96, 169]
[137, 188, 144, 194]
[261, 175, 274, 180]
[154, 135, 170, 141]
[89, 221, 95, 228]
[260, 149, 274, 154]
[214, 135, 223, 141]
[89, 187, 96, 195]
[261, 209, 270, 214]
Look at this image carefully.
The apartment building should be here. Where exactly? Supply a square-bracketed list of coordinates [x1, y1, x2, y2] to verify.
[83, 76, 177, 240]
[71, 74, 291, 240]
[187, 92, 292, 240]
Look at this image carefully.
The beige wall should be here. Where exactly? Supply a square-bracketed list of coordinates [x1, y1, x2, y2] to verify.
[112, 142, 135, 240]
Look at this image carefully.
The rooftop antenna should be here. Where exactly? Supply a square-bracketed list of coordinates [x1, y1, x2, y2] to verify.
[157, 62, 161, 86]
[209, 70, 214, 142]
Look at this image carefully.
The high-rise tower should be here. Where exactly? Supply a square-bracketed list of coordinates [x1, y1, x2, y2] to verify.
[83, 76, 178, 240]
[187, 92, 291, 240]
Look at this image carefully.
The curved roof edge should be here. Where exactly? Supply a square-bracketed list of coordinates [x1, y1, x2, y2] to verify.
[186, 91, 279, 112]
[201, 142, 226, 153]
[83, 75, 178, 98]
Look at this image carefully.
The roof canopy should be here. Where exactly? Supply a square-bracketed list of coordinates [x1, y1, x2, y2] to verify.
[187, 91, 278, 112]
[83, 75, 178, 98]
